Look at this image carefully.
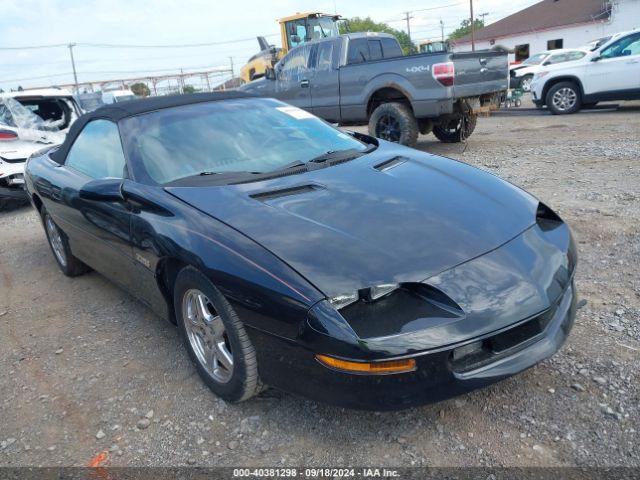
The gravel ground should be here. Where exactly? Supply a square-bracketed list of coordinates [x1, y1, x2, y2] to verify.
[0, 99, 638, 468]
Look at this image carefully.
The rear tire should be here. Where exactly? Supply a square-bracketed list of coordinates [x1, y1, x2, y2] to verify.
[368, 102, 419, 147]
[546, 81, 581, 115]
[174, 266, 262, 403]
[432, 113, 477, 143]
[41, 207, 91, 277]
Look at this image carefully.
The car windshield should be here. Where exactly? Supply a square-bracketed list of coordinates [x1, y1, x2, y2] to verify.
[0, 96, 48, 131]
[521, 53, 548, 65]
[121, 98, 369, 184]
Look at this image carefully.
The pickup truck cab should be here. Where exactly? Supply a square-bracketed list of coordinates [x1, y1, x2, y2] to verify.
[240, 32, 508, 146]
[531, 29, 640, 114]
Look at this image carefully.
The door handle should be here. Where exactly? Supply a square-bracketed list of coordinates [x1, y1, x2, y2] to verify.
[300, 80, 310, 88]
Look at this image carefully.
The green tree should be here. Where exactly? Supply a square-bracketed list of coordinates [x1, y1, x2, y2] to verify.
[183, 85, 198, 94]
[344, 17, 415, 55]
[448, 18, 485, 41]
[130, 82, 150, 97]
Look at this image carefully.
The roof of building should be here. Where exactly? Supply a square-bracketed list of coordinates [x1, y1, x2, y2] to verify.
[50, 91, 252, 164]
[455, 0, 612, 44]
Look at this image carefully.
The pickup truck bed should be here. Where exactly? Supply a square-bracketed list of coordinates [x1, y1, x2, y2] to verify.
[240, 32, 508, 146]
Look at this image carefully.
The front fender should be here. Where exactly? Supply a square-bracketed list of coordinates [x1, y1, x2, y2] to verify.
[127, 182, 324, 339]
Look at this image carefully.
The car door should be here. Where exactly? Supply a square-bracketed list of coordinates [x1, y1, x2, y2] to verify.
[44, 119, 137, 289]
[583, 32, 640, 96]
[309, 40, 340, 121]
[275, 45, 312, 109]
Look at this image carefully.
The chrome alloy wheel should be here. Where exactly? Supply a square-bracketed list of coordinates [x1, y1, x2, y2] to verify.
[552, 87, 577, 112]
[45, 215, 67, 267]
[182, 289, 234, 383]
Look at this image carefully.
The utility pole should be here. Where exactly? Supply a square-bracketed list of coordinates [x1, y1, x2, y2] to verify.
[440, 19, 445, 42]
[67, 43, 79, 94]
[479, 12, 489, 24]
[403, 11, 413, 43]
[469, 0, 476, 51]
[229, 57, 235, 79]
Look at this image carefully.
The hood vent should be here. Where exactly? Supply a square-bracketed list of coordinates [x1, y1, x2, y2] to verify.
[250, 184, 321, 202]
[374, 156, 407, 172]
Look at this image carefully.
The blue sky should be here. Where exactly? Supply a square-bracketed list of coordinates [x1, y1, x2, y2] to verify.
[0, 0, 539, 91]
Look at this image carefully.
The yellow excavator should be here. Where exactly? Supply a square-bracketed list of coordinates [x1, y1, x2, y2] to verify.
[240, 12, 340, 83]
[417, 39, 450, 54]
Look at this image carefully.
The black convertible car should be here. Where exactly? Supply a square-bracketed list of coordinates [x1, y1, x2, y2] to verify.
[24, 92, 577, 410]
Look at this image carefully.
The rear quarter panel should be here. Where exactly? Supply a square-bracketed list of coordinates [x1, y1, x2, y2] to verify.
[338, 53, 453, 121]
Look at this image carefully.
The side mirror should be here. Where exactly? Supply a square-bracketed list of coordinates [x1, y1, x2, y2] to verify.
[591, 55, 601, 62]
[79, 178, 124, 202]
[291, 35, 300, 44]
[265, 67, 276, 80]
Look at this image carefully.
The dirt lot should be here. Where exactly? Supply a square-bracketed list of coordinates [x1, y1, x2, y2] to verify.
[1, 100, 639, 469]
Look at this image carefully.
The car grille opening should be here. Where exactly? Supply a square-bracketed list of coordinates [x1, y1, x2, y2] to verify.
[450, 304, 556, 374]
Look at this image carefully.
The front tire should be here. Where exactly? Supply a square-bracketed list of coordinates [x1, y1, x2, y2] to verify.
[41, 208, 90, 277]
[546, 81, 581, 115]
[368, 102, 419, 147]
[174, 266, 262, 403]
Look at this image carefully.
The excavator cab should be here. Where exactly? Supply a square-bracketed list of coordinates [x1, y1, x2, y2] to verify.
[239, 12, 340, 84]
[281, 13, 340, 50]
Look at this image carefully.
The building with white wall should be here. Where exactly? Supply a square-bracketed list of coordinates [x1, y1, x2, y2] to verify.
[452, 0, 639, 62]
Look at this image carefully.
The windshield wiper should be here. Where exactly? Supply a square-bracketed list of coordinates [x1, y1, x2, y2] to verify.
[308, 145, 376, 164]
[275, 160, 306, 171]
[199, 170, 261, 176]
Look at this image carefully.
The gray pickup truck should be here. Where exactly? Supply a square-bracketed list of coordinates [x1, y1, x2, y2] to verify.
[239, 32, 508, 146]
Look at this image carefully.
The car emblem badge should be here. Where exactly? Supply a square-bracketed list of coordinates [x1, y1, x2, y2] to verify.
[135, 253, 150, 268]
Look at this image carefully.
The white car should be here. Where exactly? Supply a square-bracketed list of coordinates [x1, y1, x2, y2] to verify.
[0, 96, 64, 206]
[509, 49, 590, 91]
[101, 89, 138, 104]
[7, 88, 83, 133]
[531, 29, 640, 114]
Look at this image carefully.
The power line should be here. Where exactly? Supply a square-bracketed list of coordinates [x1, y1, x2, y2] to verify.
[75, 34, 278, 49]
[0, 34, 278, 52]
[0, 43, 68, 51]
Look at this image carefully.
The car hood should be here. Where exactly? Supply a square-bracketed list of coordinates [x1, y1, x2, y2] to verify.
[166, 143, 539, 298]
[510, 65, 539, 76]
[0, 138, 60, 161]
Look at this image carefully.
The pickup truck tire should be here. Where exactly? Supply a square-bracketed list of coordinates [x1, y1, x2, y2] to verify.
[432, 113, 477, 143]
[368, 102, 419, 147]
[546, 81, 582, 115]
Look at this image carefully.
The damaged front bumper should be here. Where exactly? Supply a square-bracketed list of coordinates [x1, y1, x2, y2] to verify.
[246, 219, 578, 410]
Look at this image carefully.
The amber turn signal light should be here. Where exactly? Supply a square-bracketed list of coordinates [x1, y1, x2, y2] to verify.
[315, 354, 416, 374]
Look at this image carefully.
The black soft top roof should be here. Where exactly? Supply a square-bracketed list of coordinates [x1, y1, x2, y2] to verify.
[51, 91, 253, 164]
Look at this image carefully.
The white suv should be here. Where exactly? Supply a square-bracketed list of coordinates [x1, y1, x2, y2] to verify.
[510, 49, 589, 91]
[531, 29, 640, 114]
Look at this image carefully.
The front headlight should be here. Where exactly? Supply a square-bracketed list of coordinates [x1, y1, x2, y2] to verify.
[329, 283, 400, 310]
